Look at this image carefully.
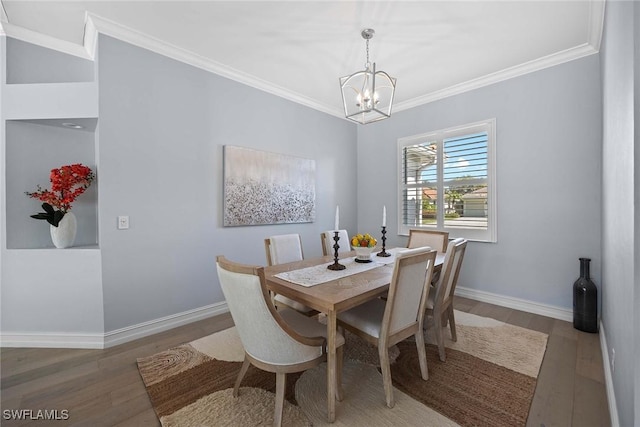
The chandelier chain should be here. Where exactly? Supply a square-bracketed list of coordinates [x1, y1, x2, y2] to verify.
[365, 38, 370, 68]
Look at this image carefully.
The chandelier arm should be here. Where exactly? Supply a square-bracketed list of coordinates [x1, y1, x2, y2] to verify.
[339, 28, 396, 124]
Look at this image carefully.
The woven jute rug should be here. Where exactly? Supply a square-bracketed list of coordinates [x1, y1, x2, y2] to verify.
[137, 310, 548, 426]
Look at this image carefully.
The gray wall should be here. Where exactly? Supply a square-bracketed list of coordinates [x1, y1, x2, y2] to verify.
[357, 55, 602, 311]
[636, 2, 640, 421]
[6, 38, 94, 84]
[600, 1, 638, 425]
[97, 35, 357, 331]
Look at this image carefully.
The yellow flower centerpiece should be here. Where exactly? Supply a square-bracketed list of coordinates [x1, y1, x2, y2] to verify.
[351, 233, 377, 263]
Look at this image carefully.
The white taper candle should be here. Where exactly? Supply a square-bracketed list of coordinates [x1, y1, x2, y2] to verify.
[383, 205, 386, 227]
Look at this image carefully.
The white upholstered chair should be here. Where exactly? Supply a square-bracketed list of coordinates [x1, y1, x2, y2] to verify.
[264, 234, 317, 316]
[337, 247, 437, 408]
[424, 238, 467, 362]
[407, 229, 449, 253]
[407, 229, 449, 285]
[216, 256, 345, 427]
[320, 229, 351, 257]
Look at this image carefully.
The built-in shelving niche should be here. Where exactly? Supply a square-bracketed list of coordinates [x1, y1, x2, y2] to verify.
[6, 118, 99, 249]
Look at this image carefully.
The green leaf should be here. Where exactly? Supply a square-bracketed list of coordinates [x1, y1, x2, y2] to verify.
[30, 213, 50, 220]
[51, 210, 65, 227]
[42, 203, 54, 214]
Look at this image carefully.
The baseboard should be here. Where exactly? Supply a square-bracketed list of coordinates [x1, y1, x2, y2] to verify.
[599, 322, 620, 427]
[0, 333, 104, 349]
[0, 302, 229, 349]
[103, 301, 229, 348]
[455, 286, 573, 321]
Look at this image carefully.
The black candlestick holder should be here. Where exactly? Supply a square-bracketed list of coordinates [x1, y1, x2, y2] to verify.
[377, 226, 390, 257]
[327, 231, 346, 270]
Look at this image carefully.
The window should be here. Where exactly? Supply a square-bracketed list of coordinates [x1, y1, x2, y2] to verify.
[397, 119, 496, 242]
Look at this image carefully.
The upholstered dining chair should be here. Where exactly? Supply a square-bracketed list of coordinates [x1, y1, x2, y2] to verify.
[424, 238, 467, 362]
[265, 234, 317, 316]
[320, 229, 351, 257]
[407, 229, 449, 252]
[216, 256, 345, 427]
[336, 247, 437, 408]
[407, 229, 449, 285]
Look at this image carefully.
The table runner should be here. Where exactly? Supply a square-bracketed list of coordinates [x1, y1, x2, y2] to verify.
[274, 248, 406, 287]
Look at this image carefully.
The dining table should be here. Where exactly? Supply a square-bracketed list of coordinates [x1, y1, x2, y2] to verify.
[263, 247, 444, 423]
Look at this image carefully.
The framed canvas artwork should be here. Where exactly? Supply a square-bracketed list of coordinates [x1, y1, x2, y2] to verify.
[223, 145, 316, 226]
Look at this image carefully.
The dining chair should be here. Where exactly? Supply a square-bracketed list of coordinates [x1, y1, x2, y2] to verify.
[320, 229, 351, 256]
[216, 255, 345, 427]
[336, 247, 437, 408]
[407, 229, 449, 252]
[407, 229, 449, 286]
[424, 237, 467, 362]
[265, 234, 318, 316]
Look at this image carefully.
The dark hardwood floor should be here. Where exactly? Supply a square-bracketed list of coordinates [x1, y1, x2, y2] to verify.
[0, 297, 610, 426]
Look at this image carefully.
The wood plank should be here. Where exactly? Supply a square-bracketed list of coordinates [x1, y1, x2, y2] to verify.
[527, 333, 577, 427]
[576, 330, 605, 383]
[0, 303, 611, 427]
[572, 373, 611, 427]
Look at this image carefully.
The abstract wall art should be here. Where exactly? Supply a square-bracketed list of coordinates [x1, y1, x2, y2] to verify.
[223, 145, 316, 226]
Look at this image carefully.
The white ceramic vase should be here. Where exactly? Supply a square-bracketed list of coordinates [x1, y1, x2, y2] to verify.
[50, 211, 77, 249]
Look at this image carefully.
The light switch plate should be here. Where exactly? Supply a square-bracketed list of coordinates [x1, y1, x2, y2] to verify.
[118, 216, 129, 230]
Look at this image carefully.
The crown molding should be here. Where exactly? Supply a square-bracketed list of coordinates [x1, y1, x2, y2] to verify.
[0, 5, 605, 120]
[84, 13, 343, 118]
[83, 11, 98, 59]
[588, 0, 605, 52]
[0, 0, 8, 29]
[0, 20, 91, 59]
[394, 42, 599, 114]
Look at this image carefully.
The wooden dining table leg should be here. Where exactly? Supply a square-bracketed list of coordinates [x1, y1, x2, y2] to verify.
[327, 309, 337, 422]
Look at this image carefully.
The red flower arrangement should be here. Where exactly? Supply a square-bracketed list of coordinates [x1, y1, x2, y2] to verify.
[25, 163, 95, 227]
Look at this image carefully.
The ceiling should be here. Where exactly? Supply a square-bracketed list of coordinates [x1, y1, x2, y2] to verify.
[0, 1, 604, 120]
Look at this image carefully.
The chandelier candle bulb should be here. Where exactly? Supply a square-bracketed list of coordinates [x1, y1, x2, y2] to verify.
[339, 28, 396, 125]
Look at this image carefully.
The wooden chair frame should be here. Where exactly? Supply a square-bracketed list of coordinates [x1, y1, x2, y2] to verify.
[337, 248, 437, 408]
[424, 238, 467, 361]
[217, 255, 343, 426]
[264, 236, 317, 316]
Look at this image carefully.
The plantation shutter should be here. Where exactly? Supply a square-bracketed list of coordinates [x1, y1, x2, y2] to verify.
[443, 132, 488, 231]
[398, 119, 496, 242]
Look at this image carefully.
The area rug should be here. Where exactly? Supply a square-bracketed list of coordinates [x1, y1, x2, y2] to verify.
[137, 310, 548, 426]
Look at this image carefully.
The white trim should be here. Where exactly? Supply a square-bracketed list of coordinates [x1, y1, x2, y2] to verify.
[0, 21, 91, 59]
[394, 43, 598, 113]
[1, 10, 602, 118]
[455, 286, 573, 321]
[397, 119, 497, 243]
[84, 13, 339, 118]
[0, 333, 104, 349]
[83, 12, 98, 60]
[0, 302, 229, 349]
[588, 0, 606, 52]
[103, 301, 228, 348]
[0, 0, 8, 27]
[599, 321, 620, 427]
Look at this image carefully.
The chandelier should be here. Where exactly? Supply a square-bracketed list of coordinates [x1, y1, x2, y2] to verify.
[340, 28, 396, 125]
